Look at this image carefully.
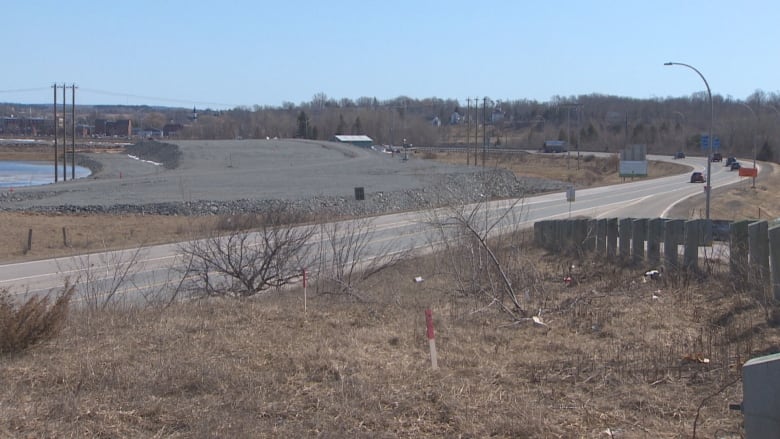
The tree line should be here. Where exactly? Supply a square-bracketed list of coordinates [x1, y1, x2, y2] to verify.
[2, 90, 779, 162]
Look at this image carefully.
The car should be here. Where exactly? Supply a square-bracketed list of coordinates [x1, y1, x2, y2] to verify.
[690, 171, 706, 183]
[674, 151, 686, 159]
[730, 161, 741, 171]
[725, 156, 737, 166]
[711, 153, 723, 162]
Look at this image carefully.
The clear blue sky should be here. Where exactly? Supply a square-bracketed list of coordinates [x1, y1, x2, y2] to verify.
[2, 0, 778, 109]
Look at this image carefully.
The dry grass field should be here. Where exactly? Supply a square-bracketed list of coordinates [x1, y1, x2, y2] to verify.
[1, 147, 779, 437]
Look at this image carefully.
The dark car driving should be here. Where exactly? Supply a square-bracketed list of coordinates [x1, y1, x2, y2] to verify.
[690, 171, 706, 183]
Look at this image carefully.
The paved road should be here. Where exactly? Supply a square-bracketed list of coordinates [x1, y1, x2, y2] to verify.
[0, 153, 747, 305]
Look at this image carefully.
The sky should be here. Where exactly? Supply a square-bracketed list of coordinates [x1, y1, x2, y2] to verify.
[2, 0, 778, 110]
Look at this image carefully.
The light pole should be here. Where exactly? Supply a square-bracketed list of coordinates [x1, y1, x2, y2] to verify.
[738, 103, 758, 188]
[665, 62, 714, 222]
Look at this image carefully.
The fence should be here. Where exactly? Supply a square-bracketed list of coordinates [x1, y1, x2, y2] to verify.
[533, 218, 780, 300]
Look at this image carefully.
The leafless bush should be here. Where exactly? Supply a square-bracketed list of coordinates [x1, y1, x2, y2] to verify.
[180, 206, 316, 297]
[426, 190, 528, 320]
[68, 246, 147, 310]
[314, 217, 409, 300]
[0, 284, 74, 355]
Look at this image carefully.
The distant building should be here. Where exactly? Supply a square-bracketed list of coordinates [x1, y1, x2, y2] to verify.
[332, 134, 374, 148]
[94, 118, 132, 137]
[163, 123, 184, 138]
[431, 116, 441, 127]
[449, 111, 462, 125]
[0, 116, 47, 135]
[491, 108, 504, 123]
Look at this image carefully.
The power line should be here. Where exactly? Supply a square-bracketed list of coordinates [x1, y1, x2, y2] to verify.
[0, 87, 51, 94]
[79, 88, 235, 108]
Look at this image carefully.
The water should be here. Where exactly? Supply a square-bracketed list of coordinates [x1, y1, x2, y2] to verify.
[0, 161, 91, 188]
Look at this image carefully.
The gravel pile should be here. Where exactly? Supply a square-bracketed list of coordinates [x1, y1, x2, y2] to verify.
[0, 169, 568, 217]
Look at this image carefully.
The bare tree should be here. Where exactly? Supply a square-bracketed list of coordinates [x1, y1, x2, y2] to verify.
[425, 187, 528, 321]
[68, 246, 147, 310]
[180, 209, 316, 297]
[315, 217, 409, 301]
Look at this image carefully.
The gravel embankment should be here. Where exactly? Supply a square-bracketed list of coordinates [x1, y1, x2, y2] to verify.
[0, 140, 569, 217]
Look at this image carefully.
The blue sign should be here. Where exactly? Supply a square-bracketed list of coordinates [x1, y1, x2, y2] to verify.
[700, 135, 721, 150]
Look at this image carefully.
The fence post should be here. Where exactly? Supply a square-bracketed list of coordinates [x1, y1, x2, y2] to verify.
[684, 220, 700, 271]
[632, 218, 648, 264]
[618, 218, 632, 261]
[730, 220, 750, 283]
[606, 218, 618, 258]
[769, 225, 780, 301]
[664, 219, 684, 271]
[584, 219, 597, 252]
[647, 218, 663, 266]
[533, 221, 542, 247]
[748, 221, 770, 288]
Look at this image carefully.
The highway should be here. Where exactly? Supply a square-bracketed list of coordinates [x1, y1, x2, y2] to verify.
[0, 154, 747, 305]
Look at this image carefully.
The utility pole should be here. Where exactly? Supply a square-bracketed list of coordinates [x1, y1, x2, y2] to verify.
[474, 97, 479, 166]
[71, 84, 77, 179]
[466, 98, 471, 165]
[53, 84, 58, 183]
[576, 105, 583, 170]
[62, 84, 67, 181]
[482, 97, 488, 168]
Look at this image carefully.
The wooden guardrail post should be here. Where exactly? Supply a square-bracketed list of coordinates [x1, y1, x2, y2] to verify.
[618, 218, 632, 260]
[748, 221, 769, 288]
[606, 218, 618, 258]
[769, 225, 780, 301]
[664, 219, 684, 271]
[730, 220, 750, 282]
[647, 218, 663, 266]
[684, 220, 700, 270]
[596, 218, 607, 255]
[631, 218, 648, 264]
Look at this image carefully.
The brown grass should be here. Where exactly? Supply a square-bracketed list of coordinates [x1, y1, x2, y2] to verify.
[1, 148, 778, 437]
[425, 151, 690, 187]
[1, 246, 775, 437]
[0, 212, 218, 263]
[0, 284, 73, 354]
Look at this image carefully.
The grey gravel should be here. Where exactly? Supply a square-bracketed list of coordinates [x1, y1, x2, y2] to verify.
[0, 139, 569, 217]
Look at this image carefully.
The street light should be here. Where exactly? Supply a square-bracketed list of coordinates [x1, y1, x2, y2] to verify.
[664, 61, 714, 223]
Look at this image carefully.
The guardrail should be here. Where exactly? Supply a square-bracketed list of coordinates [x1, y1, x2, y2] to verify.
[533, 218, 780, 300]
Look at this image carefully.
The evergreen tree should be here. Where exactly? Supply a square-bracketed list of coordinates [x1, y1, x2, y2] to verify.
[336, 114, 347, 135]
[296, 111, 309, 138]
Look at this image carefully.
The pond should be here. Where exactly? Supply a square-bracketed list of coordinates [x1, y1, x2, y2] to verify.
[0, 161, 91, 188]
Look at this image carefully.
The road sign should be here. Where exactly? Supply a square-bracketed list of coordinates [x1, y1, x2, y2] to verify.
[700, 135, 721, 150]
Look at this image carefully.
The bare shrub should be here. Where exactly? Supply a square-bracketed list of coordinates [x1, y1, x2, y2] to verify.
[315, 217, 409, 300]
[180, 205, 316, 297]
[68, 246, 147, 310]
[0, 284, 74, 354]
[426, 189, 528, 320]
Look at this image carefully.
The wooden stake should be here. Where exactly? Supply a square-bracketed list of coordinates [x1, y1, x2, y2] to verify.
[425, 309, 438, 370]
[302, 268, 307, 314]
